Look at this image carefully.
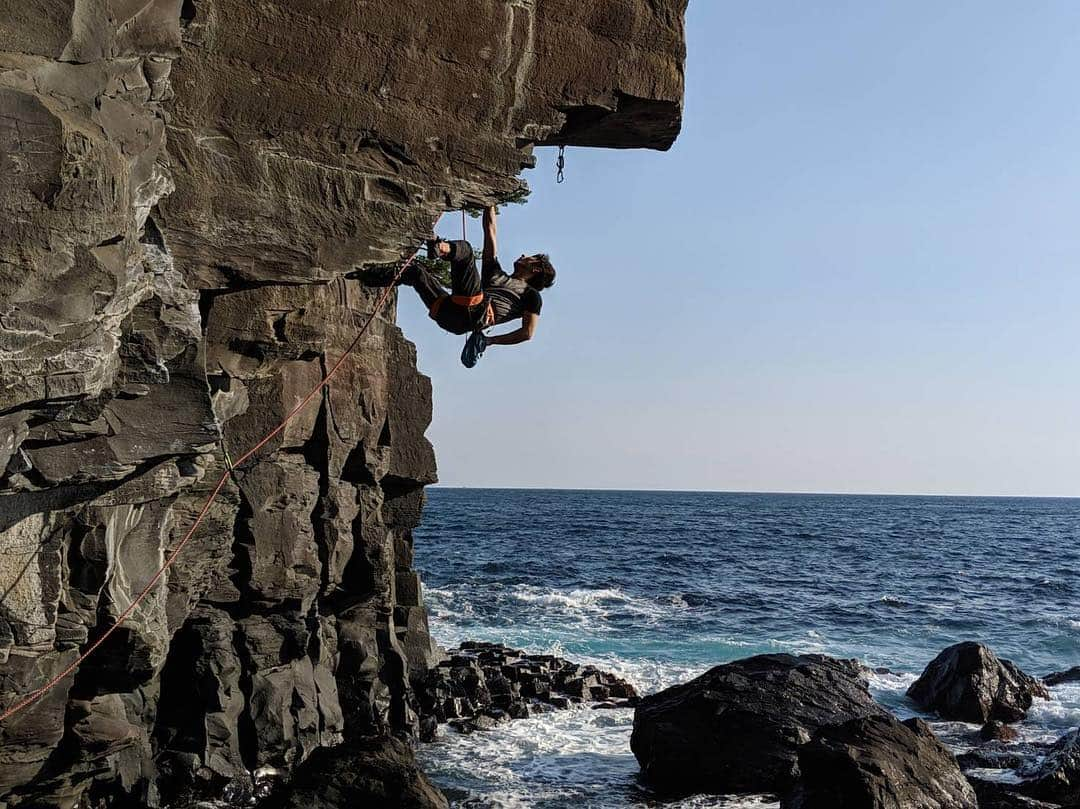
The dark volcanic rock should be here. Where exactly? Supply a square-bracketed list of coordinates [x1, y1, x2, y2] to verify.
[969, 779, 1064, 809]
[1044, 666, 1080, 687]
[268, 735, 448, 809]
[957, 740, 1052, 773]
[1018, 729, 1080, 805]
[415, 642, 637, 737]
[630, 654, 887, 796]
[782, 715, 977, 809]
[982, 720, 1020, 742]
[907, 642, 1049, 723]
[0, 2, 688, 806]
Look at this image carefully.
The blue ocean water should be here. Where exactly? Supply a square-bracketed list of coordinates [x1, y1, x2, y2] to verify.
[414, 489, 1080, 808]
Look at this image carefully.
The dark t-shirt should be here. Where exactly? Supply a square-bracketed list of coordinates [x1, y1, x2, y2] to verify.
[482, 257, 542, 325]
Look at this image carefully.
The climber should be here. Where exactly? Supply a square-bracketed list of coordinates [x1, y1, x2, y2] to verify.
[398, 206, 555, 364]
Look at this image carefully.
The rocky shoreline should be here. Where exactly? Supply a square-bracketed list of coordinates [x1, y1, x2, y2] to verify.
[72, 636, 1078, 808]
[160, 643, 643, 808]
[411, 640, 1078, 809]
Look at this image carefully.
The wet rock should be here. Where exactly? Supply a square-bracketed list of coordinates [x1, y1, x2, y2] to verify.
[631, 653, 888, 797]
[1044, 666, 1080, 687]
[782, 715, 977, 809]
[1018, 729, 1080, 805]
[969, 778, 1064, 809]
[957, 740, 1051, 773]
[907, 642, 1049, 723]
[267, 735, 448, 809]
[982, 720, 1021, 742]
[415, 641, 637, 734]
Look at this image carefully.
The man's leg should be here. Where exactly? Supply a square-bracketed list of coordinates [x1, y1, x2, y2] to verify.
[446, 241, 483, 300]
[405, 265, 472, 334]
[404, 265, 446, 310]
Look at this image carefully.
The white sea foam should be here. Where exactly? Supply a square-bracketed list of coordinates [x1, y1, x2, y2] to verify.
[864, 668, 918, 717]
[509, 585, 669, 625]
[421, 582, 1080, 805]
[1026, 682, 1080, 740]
[418, 702, 777, 808]
[424, 583, 675, 638]
[964, 768, 1025, 785]
[668, 593, 692, 609]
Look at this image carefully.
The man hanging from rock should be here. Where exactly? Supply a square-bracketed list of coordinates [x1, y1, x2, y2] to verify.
[396, 205, 556, 366]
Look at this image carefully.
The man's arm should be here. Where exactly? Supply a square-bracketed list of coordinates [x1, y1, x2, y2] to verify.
[433, 240, 469, 260]
[486, 312, 538, 346]
[482, 205, 497, 263]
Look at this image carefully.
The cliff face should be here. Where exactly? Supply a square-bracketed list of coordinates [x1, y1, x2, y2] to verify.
[0, 2, 686, 806]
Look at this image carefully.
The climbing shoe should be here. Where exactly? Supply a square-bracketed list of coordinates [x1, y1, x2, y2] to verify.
[354, 263, 405, 286]
[460, 330, 488, 369]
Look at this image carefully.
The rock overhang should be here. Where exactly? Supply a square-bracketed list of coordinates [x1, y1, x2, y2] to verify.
[0, 1, 688, 805]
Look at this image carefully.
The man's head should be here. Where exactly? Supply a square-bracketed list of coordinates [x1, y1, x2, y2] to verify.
[513, 253, 556, 290]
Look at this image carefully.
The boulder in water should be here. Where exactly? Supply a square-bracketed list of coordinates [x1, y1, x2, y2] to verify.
[981, 720, 1020, 742]
[782, 715, 977, 809]
[906, 642, 1048, 723]
[630, 653, 887, 796]
[267, 735, 448, 809]
[1044, 666, 1080, 687]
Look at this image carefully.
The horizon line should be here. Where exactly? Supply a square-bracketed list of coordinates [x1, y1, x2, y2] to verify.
[426, 485, 1080, 500]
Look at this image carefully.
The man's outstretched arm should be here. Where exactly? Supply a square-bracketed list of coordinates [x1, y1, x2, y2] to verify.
[482, 205, 497, 263]
[486, 312, 538, 346]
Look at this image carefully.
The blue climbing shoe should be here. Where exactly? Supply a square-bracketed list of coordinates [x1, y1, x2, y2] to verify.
[461, 330, 488, 368]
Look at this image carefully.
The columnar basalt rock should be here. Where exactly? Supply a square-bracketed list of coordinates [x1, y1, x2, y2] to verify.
[415, 641, 640, 739]
[0, 2, 687, 807]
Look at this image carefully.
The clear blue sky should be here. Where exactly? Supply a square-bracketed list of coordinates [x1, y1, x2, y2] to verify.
[397, 1, 1080, 496]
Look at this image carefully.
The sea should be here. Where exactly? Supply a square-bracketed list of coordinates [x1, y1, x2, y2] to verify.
[412, 489, 1080, 808]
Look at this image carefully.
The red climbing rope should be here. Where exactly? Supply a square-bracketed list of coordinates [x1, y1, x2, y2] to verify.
[0, 242, 427, 723]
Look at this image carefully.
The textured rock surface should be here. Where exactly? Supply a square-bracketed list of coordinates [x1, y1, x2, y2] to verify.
[265, 735, 448, 809]
[1018, 729, 1080, 805]
[782, 715, 977, 809]
[970, 776, 1080, 809]
[0, 2, 687, 807]
[1044, 667, 1080, 687]
[907, 642, 1049, 724]
[415, 641, 638, 739]
[630, 654, 888, 797]
[982, 719, 1021, 742]
[968, 780, 1066, 809]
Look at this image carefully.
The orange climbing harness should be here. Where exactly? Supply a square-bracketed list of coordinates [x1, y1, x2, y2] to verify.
[427, 208, 490, 323]
[0, 240, 429, 724]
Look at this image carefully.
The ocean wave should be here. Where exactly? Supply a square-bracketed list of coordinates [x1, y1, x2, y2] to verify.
[510, 585, 645, 613]
[415, 489, 1080, 806]
[1027, 682, 1080, 738]
[877, 595, 908, 607]
[865, 668, 917, 694]
[418, 703, 778, 809]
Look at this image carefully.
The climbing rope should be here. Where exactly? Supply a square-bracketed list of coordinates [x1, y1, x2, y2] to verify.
[556, 145, 566, 184]
[0, 241, 428, 724]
